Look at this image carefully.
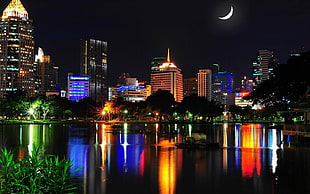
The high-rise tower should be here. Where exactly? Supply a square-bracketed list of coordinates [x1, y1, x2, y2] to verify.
[252, 50, 278, 87]
[197, 69, 212, 101]
[34, 47, 59, 94]
[80, 39, 108, 102]
[150, 49, 183, 102]
[0, 0, 35, 98]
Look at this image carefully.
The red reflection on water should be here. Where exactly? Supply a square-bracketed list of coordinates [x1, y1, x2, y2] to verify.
[241, 149, 261, 178]
[139, 150, 145, 176]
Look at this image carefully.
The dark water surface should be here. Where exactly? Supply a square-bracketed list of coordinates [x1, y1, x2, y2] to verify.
[1, 123, 310, 194]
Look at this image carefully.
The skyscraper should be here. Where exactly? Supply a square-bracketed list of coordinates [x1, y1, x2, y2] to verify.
[34, 47, 59, 94]
[80, 39, 108, 102]
[252, 50, 278, 87]
[150, 49, 183, 102]
[183, 77, 197, 97]
[151, 56, 166, 72]
[0, 0, 35, 98]
[212, 71, 235, 108]
[197, 69, 212, 101]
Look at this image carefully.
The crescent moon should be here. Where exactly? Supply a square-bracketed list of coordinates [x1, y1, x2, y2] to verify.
[218, 6, 234, 20]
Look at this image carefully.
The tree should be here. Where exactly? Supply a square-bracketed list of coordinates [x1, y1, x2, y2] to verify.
[146, 90, 175, 121]
[4, 90, 29, 119]
[180, 94, 223, 121]
[246, 51, 310, 110]
[102, 101, 118, 120]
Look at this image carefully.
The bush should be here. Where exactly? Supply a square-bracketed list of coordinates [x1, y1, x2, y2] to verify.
[0, 146, 79, 193]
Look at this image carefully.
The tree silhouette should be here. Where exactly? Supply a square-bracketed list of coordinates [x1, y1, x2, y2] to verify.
[246, 51, 310, 109]
[180, 94, 223, 121]
[146, 90, 175, 121]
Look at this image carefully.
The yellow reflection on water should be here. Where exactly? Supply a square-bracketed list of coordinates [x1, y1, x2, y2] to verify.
[241, 124, 261, 148]
[158, 145, 176, 194]
[235, 124, 281, 178]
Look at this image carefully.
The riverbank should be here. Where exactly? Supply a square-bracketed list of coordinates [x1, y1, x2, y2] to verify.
[0, 118, 294, 125]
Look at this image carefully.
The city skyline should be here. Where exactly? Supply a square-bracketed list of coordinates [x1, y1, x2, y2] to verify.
[1, 0, 310, 87]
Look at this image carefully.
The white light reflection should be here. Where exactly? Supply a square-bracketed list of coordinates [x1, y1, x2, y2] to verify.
[121, 123, 129, 172]
[155, 123, 159, 144]
[100, 124, 108, 189]
[28, 124, 34, 156]
[271, 129, 278, 174]
[188, 124, 192, 137]
[235, 125, 240, 147]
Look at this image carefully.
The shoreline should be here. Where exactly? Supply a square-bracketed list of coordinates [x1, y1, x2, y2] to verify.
[0, 118, 290, 125]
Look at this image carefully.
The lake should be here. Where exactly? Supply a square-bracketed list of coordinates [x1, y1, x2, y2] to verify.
[1, 122, 310, 194]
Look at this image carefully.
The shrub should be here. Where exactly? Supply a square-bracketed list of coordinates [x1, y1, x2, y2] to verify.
[0, 146, 79, 193]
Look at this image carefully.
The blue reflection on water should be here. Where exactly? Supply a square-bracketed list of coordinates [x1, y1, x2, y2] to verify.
[68, 127, 90, 176]
[116, 133, 144, 174]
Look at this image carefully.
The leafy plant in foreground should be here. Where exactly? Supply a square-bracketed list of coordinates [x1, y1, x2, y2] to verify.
[0, 146, 80, 193]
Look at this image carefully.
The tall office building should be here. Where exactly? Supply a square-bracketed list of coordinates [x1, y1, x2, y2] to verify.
[80, 39, 108, 102]
[183, 77, 197, 97]
[197, 69, 212, 101]
[151, 56, 166, 72]
[34, 47, 59, 94]
[0, 0, 35, 98]
[212, 71, 235, 108]
[252, 50, 278, 87]
[150, 49, 183, 102]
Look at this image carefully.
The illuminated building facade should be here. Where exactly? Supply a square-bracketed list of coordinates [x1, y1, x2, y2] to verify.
[67, 74, 90, 102]
[241, 75, 253, 91]
[252, 50, 278, 87]
[0, 0, 35, 98]
[197, 69, 212, 101]
[116, 78, 150, 102]
[212, 71, 235, 108]
[151, 56, 166, 72]
[235, 91, 252, 107]
[34, 47, 58, 95]
[81, 39, 107, 102]
[150, 49, 183, 102]
[143, 84, 152, 99]
[183, 77, 197, 97]
[118, 86, 145, 102]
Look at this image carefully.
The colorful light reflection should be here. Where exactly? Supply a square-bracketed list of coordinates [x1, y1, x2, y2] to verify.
[158, 147, 176, 194]
[232, 124, 282, 178]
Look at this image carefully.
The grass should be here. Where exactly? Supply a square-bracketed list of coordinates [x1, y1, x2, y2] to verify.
[0, 146, 80, 194]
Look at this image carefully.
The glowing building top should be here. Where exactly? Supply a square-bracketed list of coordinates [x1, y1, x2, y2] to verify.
[159, 48, 177, 70]
[1, 0, 28, 20]
[35, 47, 44, 62]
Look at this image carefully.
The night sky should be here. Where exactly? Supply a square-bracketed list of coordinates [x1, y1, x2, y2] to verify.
[2, 0, 310, 87]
